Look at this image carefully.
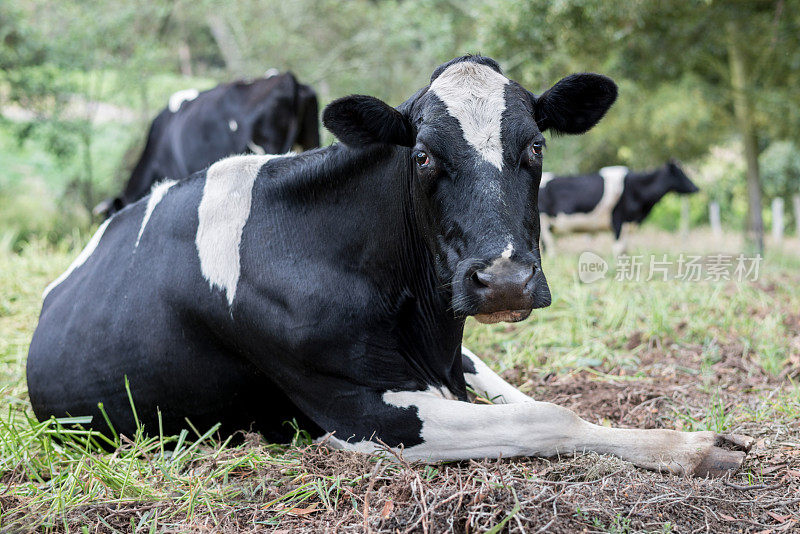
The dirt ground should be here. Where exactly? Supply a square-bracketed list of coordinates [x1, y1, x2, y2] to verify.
[3, 342, 798, 533]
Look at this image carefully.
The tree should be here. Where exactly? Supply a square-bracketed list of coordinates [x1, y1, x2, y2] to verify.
[479, 0, 800, 251]
[0, 1, 189, 219]
[760, 141, 800, 232]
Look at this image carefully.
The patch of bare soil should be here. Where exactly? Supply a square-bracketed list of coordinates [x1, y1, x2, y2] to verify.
[4, 436, 798, 533]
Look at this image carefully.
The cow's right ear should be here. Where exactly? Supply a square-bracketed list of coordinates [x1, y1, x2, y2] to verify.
[323, 95, 414, 147]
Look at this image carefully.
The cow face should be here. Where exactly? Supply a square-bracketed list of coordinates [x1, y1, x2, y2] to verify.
[249, 78, 299, 154]
[666, 160, 700, 194]
[248, 75, 320, 154]
[323, 56, 616, 323]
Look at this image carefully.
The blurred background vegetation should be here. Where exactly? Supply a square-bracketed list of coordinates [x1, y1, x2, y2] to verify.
[1, 0, 798, 253]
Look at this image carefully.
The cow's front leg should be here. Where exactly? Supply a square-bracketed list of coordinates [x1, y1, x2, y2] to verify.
[461, 346, 531, 404]
[327, 389, 751, 476]
[612, 222, 633, 256]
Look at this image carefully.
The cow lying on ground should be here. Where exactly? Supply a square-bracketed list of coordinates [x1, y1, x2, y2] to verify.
[539, 161, 699, 254]
[95, 71, 320, 217]
[28, 56, 750, 476]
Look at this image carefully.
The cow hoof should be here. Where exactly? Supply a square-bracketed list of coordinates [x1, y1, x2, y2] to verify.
[692, 434, 754, 477]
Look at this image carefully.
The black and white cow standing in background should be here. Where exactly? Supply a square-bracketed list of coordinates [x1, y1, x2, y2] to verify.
[539, 161, 699, 254]
[94, 71, 320, 217]
[28, 56, 750, 476]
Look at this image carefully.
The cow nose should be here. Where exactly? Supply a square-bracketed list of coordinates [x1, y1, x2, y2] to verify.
[473, 265, 534, 291]
[466, 261, 536, 312]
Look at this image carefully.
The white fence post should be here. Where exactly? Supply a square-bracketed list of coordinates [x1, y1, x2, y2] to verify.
[772, 197, 784, 242]
[680, 196, 690, 237]
[709, 201, 722, 237]
[793, 194, 800, 237]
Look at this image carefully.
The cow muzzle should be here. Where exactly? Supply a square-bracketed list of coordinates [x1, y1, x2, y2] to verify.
[460, 258, 550, 323]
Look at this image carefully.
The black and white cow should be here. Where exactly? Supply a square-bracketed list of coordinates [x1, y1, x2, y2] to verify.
[539, 161, 699, 254]
[28, 56, 749, 476]
[95, 71, 320, 217]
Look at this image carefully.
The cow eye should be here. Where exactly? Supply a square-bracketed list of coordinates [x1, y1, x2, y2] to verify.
[414, 151, 430, 168]
[529, 142, 544, 159]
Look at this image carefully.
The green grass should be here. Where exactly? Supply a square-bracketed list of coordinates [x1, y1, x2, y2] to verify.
[1, 232, 799, 531]
[464, 247, 800, 380]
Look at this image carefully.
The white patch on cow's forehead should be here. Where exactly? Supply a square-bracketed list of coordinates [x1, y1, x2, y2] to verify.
[168, 88, 199, 112]
[42, 219, 111, 300]
[136, 179, 177, 248]
[196, 153, 288, 306]
[228, 120, 238, 132]
[501, 242, 514, 259]
[430, 62, 509, 171]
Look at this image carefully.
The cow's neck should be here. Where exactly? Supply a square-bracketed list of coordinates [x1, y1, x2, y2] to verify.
[275, 144, 466, 391]
[626, 166, 671, 215]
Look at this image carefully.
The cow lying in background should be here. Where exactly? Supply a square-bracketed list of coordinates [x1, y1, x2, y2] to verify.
[539, 161, 699, 254]
[29, 56, 750, 476]
[94, 71, 320, 217]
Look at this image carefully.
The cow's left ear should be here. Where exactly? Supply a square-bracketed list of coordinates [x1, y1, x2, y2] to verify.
[323, 95, 415, 147]
[531, 73, 617, 135]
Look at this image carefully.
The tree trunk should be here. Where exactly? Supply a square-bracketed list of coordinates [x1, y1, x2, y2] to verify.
[727, 21, 764, 253]
[206, 15, 244, 75]
[793, 194, 800, 237]
[178, 41, 193, 77]
[79, 125, 95, 217]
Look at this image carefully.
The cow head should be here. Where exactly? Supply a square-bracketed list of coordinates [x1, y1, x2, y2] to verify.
[248, 73, 320, 154]
[323, 56, 616, 323]
[665, 160, 699, 194]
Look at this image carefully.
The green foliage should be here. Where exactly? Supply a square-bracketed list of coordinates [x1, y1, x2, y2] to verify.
[760, 140, 800, 201]
[1, 0, 799, 247]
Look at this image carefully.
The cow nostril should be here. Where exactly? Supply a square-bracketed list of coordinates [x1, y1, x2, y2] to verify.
[523, 266, 535, 286]
[471, 270, 489, 288]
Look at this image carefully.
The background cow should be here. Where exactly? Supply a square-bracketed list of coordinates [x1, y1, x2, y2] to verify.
[29, 56, 749, 477]
[94, 71, 320, 217]
[539, 160, 699, 254]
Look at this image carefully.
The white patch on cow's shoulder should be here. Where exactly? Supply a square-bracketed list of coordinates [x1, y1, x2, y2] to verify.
[168, 88, 199, 113]
[42, 219, 111, 300]
[196, 153, 288, 306]
[136, 180, 177, 248]
[228, 120, 238, 132]
[550, 165, 628, 234]
[539, 171, 554, 189]
[430, 62, 509, 171]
